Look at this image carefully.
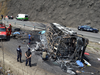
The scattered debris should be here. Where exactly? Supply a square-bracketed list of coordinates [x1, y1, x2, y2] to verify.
[98, 42, 100, 44]
[84, 52, 90, 55]
[13, 32, 20, 35]
[97, 58, 100, 61]
[83, 59, 91, 66]
[39, 30, 46, 34]
[11, 23, 93, 75]
[76, 60, 84, 67]
[76, 70, 81, 73]
[37, 23, 89, 74]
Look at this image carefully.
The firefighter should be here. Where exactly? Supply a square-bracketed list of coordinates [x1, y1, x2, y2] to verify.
[6, 24, 12, 36]
[9, 24, 12, 32]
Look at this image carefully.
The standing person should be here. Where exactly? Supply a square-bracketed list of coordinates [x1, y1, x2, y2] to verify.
[16, 45, 22, 63]
[9, 24, 12, 32]
[1, 15, 3, 19]
[28, 33, 32, 44]
[25, 48, 32, 67]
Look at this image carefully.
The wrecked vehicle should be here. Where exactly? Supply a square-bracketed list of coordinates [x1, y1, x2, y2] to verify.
[11, 22, 89, 74]
[39, 23, 89, 74]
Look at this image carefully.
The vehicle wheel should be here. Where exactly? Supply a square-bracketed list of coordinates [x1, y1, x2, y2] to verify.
[93, 31, 96, 33]
[5, 37, 8, 41]
[22, 19, 24, 21]
[80, 29, 83, 31]
[78, 27, 80, 30]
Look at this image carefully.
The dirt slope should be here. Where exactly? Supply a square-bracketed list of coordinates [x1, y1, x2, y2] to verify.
[1, 0, 100, 28]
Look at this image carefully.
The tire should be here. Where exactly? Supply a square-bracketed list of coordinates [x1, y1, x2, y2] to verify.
[80, 29, 83, 31]
[78, 27, 79, 30]
[93, 31, 96, 33]
[22, 19, 25, 21]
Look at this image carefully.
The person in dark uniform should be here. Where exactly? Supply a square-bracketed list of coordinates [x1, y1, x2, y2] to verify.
[1, 15, 3, 19]
[25, 48, 32, 67]
[16, 45, 22, 63]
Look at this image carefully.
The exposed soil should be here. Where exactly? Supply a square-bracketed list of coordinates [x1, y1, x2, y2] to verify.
[0, 0, 100, 29]
[5, 0, 100, 29]
[0, 23, 100, 75]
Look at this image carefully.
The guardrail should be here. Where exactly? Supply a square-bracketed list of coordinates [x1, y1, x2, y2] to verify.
[3, 20, 46, 30]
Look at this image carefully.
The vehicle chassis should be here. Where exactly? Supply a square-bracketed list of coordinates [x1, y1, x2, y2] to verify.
[43, 23, 89, 74]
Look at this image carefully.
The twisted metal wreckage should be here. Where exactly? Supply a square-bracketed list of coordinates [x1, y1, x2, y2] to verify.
[39, 23, 89, 74]
[12, 23, 89, 74]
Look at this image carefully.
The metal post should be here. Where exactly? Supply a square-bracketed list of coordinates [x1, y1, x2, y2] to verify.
[34, 26, 35, 30]
[24, 24, 25, 29]
[1, 39, 5, 75]
[15, 22, 16, 25]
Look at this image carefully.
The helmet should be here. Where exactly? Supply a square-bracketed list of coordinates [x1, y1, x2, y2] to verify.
[9, 24, 11, 26]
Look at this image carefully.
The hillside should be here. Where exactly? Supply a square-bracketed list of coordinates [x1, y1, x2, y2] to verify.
[0, 0, 100, 29]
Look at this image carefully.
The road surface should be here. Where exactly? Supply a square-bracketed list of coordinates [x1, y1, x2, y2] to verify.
[2, 19, 100, 43]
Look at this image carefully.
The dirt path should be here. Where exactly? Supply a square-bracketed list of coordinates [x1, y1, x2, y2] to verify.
[0, 49, 55, 75]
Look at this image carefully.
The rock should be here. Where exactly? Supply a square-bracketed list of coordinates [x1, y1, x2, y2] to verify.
[3, 0, 100, 28]
[98, 42, 100, 44]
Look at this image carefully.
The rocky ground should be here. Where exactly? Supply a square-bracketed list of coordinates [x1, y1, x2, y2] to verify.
[0, 28, 100, 75]
[0, 21, 100, 75]
[1, 0, 100, 29]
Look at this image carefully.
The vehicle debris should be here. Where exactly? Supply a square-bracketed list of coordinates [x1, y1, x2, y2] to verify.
[36, 23, 90, 74]
[12, 22, 92, 75]
[84, 52, 90, 55]
[76, 60, 84, 67]
[97, 58, 100, 61]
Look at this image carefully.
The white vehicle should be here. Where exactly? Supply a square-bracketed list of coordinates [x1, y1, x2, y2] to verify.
[16, 14, 28, 21]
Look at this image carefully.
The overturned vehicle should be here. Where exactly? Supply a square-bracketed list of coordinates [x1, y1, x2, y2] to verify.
[39, 23, 89, 74]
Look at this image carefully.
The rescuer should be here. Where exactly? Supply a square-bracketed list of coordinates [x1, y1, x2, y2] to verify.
[42, 49, 48, 60]
[25, 48, 32, 67]
[28, 33, 32, 44]
[9, 24, 12, 32]
[16, 45, 22, 63]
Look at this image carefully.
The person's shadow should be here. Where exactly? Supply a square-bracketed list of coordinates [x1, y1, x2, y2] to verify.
[31, 63, 37, 66]
[22, 60, 37, 67]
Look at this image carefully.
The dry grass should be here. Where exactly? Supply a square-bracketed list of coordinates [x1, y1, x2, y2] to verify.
[0, 1, 8, 17]
[87, 41, 100, 55]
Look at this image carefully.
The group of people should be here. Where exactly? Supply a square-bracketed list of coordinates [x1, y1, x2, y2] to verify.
[16, 33, 49, 67]
[16, 45, 32, 67]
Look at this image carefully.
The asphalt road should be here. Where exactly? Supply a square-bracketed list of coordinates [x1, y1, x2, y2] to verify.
[2, 19, 46, 30]
[2, 19, 100, 43]
[70, 28, 100, 43]
[0, 23, 100, 75]
[0, 30, 67, 75]
[0, 30, 100, 75]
